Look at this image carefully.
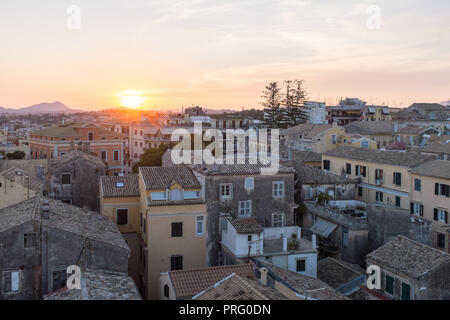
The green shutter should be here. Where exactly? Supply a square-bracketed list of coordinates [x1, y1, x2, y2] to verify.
[385, 275, 394, 295]
[434, 208, 438, 220]
[435, 183, 439, 195]
[401, 282, 411, 300]
[410, 202, 414, 214]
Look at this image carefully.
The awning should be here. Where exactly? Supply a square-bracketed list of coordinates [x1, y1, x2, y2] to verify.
[310, 218, 338, 238]
[359, 183, 409, 198]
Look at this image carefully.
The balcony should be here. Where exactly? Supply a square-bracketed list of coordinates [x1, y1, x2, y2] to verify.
[262, 226, 316, 254]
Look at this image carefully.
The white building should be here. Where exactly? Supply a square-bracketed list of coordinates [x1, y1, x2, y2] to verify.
[304, 101, 327, 124]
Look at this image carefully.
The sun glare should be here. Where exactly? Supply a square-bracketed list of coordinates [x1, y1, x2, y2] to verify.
[119, 90, 146, 109]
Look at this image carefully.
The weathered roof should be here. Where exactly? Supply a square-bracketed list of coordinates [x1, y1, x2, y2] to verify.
[0, 167, 46, 191]
[229, 218, 264, 234]
[44, 269, 141, 300]
[397, 125, 422, 135]
[324, 146, 434, 167]
[366, 236, 450, 279]
[101, 174, 140, 198]
[49, 149, 106, 171]
[255, 261, 347, 300]
[194, 273, 288, 300]
[422, 138, 450, 155]
[344, 121, 393, 135]
[191, 164, 295, 176]
[281, 161, 356, 185]
[31, 122, 120, 139]
[290, 150, 322, 163]
[167, 263, 257, 299]
[287, 123, 333, 139]
[139, 166, 200, 190]
[409, 159, 450, 180]
[0, 197, 128, 249]
[317, 257, 365, 289]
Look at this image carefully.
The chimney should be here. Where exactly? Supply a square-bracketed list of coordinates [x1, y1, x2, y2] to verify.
[41, 199, 50, 219]
[260, 267, 268, 286]
[282, 234, 287, 252]
[312, 234, 317, 249]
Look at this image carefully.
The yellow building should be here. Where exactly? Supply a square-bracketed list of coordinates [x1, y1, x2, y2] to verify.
[322, 147, 434, 211]
[285, 123, 345, 154]
[99, 166, 207, 300]
[100, 174, 141, 288]
[344, 121, 394, 149]
[410, 160, 450, 253]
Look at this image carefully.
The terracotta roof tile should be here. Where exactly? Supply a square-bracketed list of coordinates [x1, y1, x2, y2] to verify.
[101, 174, 140, 198]
[229, 218, 264, 234]
[139, 166, 200, 190]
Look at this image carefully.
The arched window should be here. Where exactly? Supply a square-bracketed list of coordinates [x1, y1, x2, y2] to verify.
[164, 284, 169, 298]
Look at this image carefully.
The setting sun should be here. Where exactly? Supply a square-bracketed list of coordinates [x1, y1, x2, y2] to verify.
[119, 90, 146, 109]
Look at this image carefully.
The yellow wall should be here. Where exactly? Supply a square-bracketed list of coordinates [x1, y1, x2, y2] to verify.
[101, 196, 141, 233]
[410, 173, 450, 253]
[323, 155, 412, 210]
[313, 126, 345, 153]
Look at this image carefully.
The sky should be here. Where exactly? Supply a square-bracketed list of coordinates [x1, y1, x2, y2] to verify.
[0, 0, 449, 111]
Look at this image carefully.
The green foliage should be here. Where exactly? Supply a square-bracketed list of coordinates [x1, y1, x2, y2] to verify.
[132, 143, 173, 173]
[6, 150, 25, 160]
[315, 192, 332, 205]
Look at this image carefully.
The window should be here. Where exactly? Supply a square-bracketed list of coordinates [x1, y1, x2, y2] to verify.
[3, 271, 20, 293]
[88, 132, 94, 141]
[414, 179, 421, 191]
[346, 163, 351, 175]
[342, 226, 349, 248]
[437, 233, 446, 248]
[438, 183, 450, 197]
[52, 270, 67, 292]
[355, 165, 366, 177]
[24, 233, 36, 248]
[411, 202, 424, 216]
[113, 150, 119, 162]
[171, 222, 183, 237]
[151, 191, 167, 201]
[239, 200, 252, 217]
[385, 275, 394, 295]
[101, 150, 107, 161]
[184, 190, 200, 199]
[116, 209, 128, 225]
[375, 169, 384, 181]
[272, 212, 284, 228]
[196, 216, 204, 236]
[323, 160, 330, 170]
[61, 199, 71, 204]
[164, 284, 170, 298]
[401, 282, 411, 300]
[331, 134, 337, 144]
[220, 184, 232, 199]
[273, 181, 284, 198]
[248, 235, 252, 242]
[434, 208, 448, 223]
[296, 259, 306, 272]
[61, 173, 71, 185]
[395, 196, 401, 208]
[393, 172, 402, 186]
[375, 191, 383, 203]
[360, 140, 369, 148]
[170, 255, 183, 271]
[358, 187, 363, 197]
[245, 177, 254, 190]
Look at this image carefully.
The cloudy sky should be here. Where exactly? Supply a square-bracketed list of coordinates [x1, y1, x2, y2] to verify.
[0, 0, 449, 110]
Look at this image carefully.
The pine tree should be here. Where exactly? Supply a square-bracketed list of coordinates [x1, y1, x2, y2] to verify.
[261, 82, 284, 128]
[284, 79, 308, 127]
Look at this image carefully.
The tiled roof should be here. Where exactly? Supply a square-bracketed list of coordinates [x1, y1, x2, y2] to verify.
[101, 174, 140, 198]
[324, 146, 435, 167]
[366, 236, 450, 279]
[31, 122, 119, 139]
[410, 159, 450, 180]
[344, 121, 393, 135]
[229, 218, 264, 234]
[194, 273, 287, 300]
[397, 125, 422, 135]
[0, 167, 46, 192]
[287, 124, 333, 139]
[422, 138, 450, 155]
[290, 150, 322, 163]
[44, 269, 141, 300]
[317, 257, 365, 289]
[168, 263, 257, 299]
[191, 164, 295, 176]
[0, 197, 128, 249]
[255, 260, 348, 300]
[49, 150, 106, 171]
[139, 166, 200, 190]
[281, 161, 356, 185]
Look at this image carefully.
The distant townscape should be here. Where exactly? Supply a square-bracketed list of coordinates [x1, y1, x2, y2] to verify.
[0, 98, 449, 300]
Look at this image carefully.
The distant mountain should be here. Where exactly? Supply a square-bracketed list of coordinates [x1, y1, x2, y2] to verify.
[0, 101, 82, 114]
